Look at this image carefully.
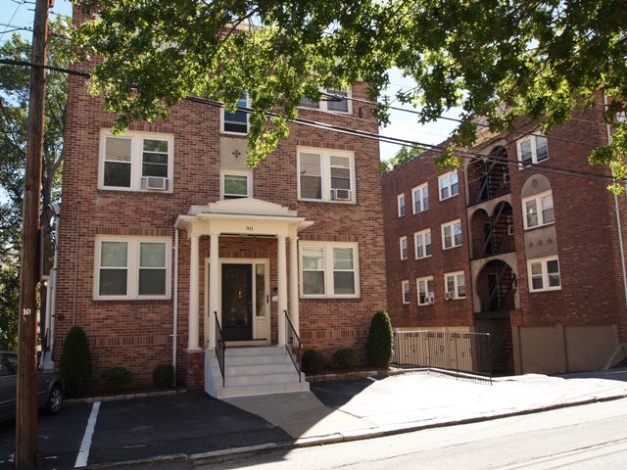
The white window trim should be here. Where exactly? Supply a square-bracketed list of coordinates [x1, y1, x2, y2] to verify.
[522, 190, 554, 230]
[414, 229, 432, 259]
[297, 147, 356, 204]
[412, 183, 429, 214]
[99, 130, 174, 193]
[417, 276, 435, 306]
[298, 87, 352, 114]
[444, 271, 466, 299]
[220, 169, 253, 199]
[402, 280, 411, 304]
[400, 236, 408, 260]
[299, 241, 360, 299]
[221, 94, 250, 135]
[94, 236, 172, 300]
[517, 134, 549, 168]
[397, 193, 406, 217]
[438, 170, 459, 201]
[441, 219, 462, 250]
[528, 256, 561, 292]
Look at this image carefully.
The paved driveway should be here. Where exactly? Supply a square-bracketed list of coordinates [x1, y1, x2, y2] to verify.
[0, 393, 290, 469]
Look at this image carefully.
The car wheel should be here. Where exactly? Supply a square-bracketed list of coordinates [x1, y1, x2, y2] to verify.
[45, 383, 63, 415]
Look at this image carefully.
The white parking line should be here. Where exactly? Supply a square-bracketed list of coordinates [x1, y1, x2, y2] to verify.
[74, 401, 101, 468]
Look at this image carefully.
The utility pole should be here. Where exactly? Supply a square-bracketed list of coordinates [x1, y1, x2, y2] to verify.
[16, 0, 49, 467]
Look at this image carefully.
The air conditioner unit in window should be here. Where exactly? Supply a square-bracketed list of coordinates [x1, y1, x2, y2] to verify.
[444, 292, 454, 300]
[331, 188, 352, 201]
[424, 296, 434, 304]
[141, 176, 168, 191]
[507, 224, 515, 236]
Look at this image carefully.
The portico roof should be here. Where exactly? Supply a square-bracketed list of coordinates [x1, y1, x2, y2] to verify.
[175, 198, 313, 236]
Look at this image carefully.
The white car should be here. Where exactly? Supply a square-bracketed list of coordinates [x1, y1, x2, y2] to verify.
[0, 351, 64, 422]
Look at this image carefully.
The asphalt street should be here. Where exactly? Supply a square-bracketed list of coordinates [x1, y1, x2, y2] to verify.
[0, 369, 626, 469]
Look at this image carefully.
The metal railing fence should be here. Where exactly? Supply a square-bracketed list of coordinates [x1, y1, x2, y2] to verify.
[393, 330, 492, 381]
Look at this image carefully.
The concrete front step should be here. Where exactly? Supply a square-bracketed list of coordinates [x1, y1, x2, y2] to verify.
[216, 380, 310, 398]
[205, 346, 309, 398]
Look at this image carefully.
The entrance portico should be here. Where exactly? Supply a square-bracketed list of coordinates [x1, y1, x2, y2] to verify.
[175, 198, 313, 353]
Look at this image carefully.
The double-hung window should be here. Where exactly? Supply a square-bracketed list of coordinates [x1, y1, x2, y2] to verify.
[222, 94, 249, 134]
[517, 134, 549, 167]
[298, 148, 355, 203]
[95, 237, 171, 300]
[412, 183, 429, 214]
[442, 220, 462, 249]
[299, 88, 351, 114]
[221, 170, 252, 199]
[523, 191, 554, 229]
[445, 271, 466, 299]
[417, 276, 434, 305]
[439, 171, 459, 200]
[528, 256, 561, 292]
[402, 280, 411, 304]
[415, 229, 432, 259]
[398, 194, 406, 217]
[400, 236, 408, 260]
[300, 242, 359, 298]
[100, 131, 173, 192]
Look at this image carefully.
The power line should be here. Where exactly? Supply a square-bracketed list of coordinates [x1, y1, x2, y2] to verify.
[2, 57, 617, 185]
[0, 1, 27, 42]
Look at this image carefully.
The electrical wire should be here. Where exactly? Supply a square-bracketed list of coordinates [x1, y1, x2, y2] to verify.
[0, 57, 618, 185]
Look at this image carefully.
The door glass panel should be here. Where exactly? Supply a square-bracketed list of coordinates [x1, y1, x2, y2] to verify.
[255, 264, 266, 317]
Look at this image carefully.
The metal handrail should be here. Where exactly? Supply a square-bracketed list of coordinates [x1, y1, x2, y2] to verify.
[284, 310, 302, 382]
[214, 311, 226, 387]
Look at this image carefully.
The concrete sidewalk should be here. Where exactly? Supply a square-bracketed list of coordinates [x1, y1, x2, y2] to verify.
[65, 368, 627, 469]
[217, 368, 627, 456]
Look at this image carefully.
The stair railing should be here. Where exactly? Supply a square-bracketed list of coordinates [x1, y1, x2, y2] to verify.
[284, 310, 302, 382]
[214, 311, 226, 387]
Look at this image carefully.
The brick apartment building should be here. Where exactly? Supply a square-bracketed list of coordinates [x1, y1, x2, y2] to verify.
[52, 20, 386, 395]
[383, 102, 627, 376]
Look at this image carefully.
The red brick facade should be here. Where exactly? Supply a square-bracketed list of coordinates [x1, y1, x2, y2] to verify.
[55, 67, 387, 388]
[383, 102, 627, 374]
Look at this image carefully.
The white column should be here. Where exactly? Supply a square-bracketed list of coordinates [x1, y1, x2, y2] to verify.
[188, 233, 200, 350]
[208, 232, 220, 349]
[289, 236, 300, 335]
[277, 235, 287, 346]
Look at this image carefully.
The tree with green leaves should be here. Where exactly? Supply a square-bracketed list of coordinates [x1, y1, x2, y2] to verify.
[381, 145, 426, 175]
[0, 18, 69, 349]
[73, 1, 626, 184]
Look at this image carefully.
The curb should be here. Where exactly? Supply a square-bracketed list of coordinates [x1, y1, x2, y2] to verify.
[86, 391, 627, 469]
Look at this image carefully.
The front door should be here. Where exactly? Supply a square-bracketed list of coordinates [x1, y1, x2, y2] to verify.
[222, 264, 253, 341]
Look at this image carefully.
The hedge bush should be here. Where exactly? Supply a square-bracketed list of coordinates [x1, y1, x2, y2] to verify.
[366, 310, 393, 367]
[152, 363, 175, 388]
[332, 347, 359, 368]
[59, 326, 93, 397]
[302, 349, 326, 373]
[100, 366, 133, 390]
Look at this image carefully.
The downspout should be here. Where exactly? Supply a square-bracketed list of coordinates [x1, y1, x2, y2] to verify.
[172, 228, 179, 386]
[43, 204, 60, 370]
[606, 93, 627, 306]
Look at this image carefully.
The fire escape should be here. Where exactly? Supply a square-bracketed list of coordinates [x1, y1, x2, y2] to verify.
[468, 146, 516, 375]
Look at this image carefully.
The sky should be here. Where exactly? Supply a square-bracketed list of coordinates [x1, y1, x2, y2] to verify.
[0, 0, 460, 162]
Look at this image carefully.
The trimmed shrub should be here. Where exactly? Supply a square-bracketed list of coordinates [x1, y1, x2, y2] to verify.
[152, 363, 175, 388]
[59, 326, 93, 397]
[100, 366, 133, 391]
[332, 348, 359, 368]
[302, 349, 326, 373]
[366, 310, 393, 367]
